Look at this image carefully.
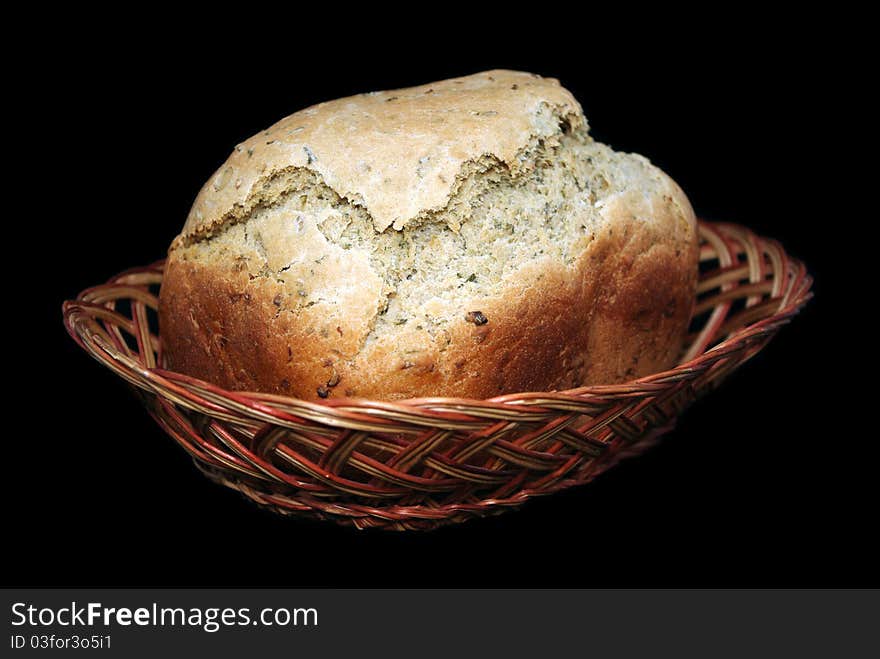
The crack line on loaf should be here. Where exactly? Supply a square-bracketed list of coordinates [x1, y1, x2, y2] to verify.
[169, 119, 674, 370]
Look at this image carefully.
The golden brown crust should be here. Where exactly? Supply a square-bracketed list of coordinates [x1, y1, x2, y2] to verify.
[160, 202, 697, 400]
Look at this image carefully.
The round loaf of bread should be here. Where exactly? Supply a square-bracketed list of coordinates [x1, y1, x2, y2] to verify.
[159, 70, 698, 401]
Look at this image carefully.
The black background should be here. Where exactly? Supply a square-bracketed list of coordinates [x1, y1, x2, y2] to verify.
[14, 25, 871, 586]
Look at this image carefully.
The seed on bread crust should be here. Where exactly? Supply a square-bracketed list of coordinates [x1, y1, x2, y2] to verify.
[465, 311, 488, 326]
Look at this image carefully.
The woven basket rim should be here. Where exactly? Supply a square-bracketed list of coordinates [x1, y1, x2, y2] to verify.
[62, 220, 813, 416]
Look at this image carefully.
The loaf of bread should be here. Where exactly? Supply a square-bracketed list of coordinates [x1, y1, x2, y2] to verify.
[159, 70, 698, 401]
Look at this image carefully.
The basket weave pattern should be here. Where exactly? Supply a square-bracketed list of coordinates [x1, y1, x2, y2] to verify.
[63, 221, 811, 530]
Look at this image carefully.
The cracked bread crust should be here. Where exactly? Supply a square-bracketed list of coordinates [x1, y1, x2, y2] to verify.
[175, 69, 584, 241]
[159, 70, 698, 401]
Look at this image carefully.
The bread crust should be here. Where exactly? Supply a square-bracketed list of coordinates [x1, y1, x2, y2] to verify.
[159, 70, 698, 401]
[160, 190, 696, 400]
[175, 69, 583, 242]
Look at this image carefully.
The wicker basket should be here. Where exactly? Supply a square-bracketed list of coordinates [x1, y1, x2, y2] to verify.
[63, 221, 811, 530]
